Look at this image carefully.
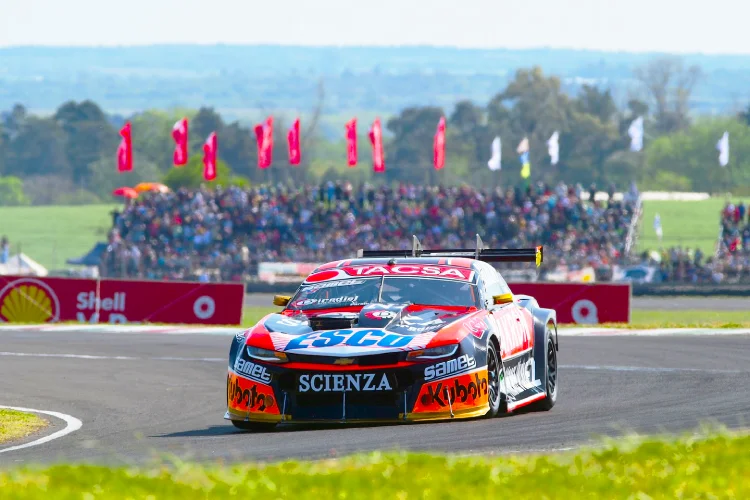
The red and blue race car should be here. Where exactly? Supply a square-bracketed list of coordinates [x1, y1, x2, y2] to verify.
[226, 236, 558, 429]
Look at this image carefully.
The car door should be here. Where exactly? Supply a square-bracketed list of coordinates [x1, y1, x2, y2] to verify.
[476, 262, 524, 359]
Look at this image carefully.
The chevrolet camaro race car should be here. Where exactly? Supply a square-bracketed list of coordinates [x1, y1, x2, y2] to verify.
[226, 236, 559, 429]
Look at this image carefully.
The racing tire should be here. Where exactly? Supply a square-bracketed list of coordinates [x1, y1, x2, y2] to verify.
[485, 339, 505, 418]
[231, 420, 277, 432]
[529, 323, 557, 412]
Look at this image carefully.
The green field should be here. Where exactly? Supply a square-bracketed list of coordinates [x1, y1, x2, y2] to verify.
[636, 197, 731, 256]
[0, 430, 746, 498]
[0, 204, 118, 270]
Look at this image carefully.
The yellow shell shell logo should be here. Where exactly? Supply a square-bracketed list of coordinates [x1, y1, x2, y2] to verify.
[0, 279, 60, 323]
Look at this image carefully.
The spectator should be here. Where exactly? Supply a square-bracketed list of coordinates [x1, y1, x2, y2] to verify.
[100, 182, 639, 282]
[0, 236, 8, 264]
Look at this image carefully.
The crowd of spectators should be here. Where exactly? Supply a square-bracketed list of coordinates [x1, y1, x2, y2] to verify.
[626, 200, 750, 284]
[716, 201, 750, 282]
[99, 181, 640, 282]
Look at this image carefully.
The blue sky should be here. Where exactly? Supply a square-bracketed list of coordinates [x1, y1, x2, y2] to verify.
[2, 0, 749, 54]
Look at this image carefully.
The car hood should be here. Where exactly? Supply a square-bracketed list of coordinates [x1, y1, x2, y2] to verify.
[248, 303, 486, 356]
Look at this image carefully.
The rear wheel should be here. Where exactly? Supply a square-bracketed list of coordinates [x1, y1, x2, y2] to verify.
[231, 420, 277, 432]
[485, 340, 505, 417]
[530, 325, 557, 411]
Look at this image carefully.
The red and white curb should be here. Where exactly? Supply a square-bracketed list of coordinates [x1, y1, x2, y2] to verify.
[1, 324, 750, 336]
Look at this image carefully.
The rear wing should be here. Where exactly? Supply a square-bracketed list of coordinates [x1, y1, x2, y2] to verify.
[357, 235, 543, 267]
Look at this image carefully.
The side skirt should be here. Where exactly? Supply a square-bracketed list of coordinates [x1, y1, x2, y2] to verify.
[500, 350, 546, 411]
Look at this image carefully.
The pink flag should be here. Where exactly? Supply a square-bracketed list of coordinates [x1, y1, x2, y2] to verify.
[288, 118, 301, 165]
[203, 132, 218, 181]
[345, 118, 357, 167]
[172, 118, 189, 166]
[117, 122, 133, 172]
[433, 116, 446, 170]
[368, 118, 385, 173]
[254, 116, 274, 168]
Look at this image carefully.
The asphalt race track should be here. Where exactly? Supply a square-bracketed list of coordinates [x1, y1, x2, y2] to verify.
[2, 329, 749, 466]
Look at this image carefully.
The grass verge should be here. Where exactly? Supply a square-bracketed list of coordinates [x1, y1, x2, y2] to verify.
[0, 204, 118, 270]
[637, 197, 727, 255]
[0, 430, 747, 498]
[0, 409, 48, 445]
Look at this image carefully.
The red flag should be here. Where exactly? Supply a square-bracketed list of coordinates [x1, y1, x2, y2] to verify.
[433, 116, 446, 170]
[254, 116, 274, 168]
[202, 132, 218, 181]
[172, 118, 189, 166]
[345, 118, 357, 167]
[287, 118, 301, 165]
[117, 122, 133, 172]
[368, 118, 385, 173]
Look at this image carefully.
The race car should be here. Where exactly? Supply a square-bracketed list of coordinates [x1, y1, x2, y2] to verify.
[226, 236, 558, 430]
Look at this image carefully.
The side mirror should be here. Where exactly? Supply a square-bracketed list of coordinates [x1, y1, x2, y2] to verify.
[273, 295, 291, 307]
[493, 293, 514, 305]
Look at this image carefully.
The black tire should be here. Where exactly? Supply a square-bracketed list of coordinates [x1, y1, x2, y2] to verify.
[485, 339, 505, 417]
[231, 420, 277, 432]
[530, 324, 557, 411]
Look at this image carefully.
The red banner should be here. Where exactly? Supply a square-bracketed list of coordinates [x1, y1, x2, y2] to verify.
[368, 118, 385, 173]
[172, 118, 189, 166]
[0, 276, 244, 325]
[202, 131, 218, 181]
[288, 118, 301, 165]
[117, 122, 132, 172]
[345, 118, 357, 167]
[433, 116, 446, 170]
[509, 282, 631, 324]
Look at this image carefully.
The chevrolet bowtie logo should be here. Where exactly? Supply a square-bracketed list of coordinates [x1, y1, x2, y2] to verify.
[334, 358, 356, 365]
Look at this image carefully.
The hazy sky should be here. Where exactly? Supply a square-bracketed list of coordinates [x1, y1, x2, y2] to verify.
[2, 0, 749, 54]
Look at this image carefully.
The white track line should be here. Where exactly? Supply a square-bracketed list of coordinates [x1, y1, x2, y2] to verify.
[560, 364, 746, 374]
[0, 405, 82, 454]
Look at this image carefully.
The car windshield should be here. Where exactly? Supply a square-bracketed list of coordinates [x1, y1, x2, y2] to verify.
[289, 277, 479, 310]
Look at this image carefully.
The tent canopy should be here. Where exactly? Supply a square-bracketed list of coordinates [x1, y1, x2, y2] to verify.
[0, 253, 49, 276]
[66, 242, 108, 267]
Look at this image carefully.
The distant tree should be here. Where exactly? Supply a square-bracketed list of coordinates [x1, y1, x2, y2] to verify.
[738, 104, 750, 127]
[0, 176, 30, 206]
[54, 100, 117, 185]
[633, 57, 701, 134]
[190, 107, 225, 155]
[162, 154, 245, 189]
[575, 85, 617, 124]
[6, 117, 70, 178]
[385, 106, 445, 184]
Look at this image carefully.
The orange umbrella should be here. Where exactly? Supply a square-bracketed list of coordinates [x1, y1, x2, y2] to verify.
[112, 187, 139, 199]
[134, 182, 170, 194]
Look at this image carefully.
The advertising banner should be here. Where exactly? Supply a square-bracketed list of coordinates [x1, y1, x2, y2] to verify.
[0, 275, 244, 325]
[509, 282, 631, 324]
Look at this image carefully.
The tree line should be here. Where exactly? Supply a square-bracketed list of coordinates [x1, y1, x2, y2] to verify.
[1, 58, 749, 206]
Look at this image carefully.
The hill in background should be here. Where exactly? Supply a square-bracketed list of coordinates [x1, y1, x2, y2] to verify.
[2, 45, 749, 138]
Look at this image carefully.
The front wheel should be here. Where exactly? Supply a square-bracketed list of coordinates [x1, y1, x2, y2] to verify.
[231, 420, 277, 432]
[484, 340, 506, 417]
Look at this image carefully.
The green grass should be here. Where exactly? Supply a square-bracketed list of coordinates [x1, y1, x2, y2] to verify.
[0, 409, 47, 445]
[637, 198, 730, 255]
[0, 430, 747, 498]
[0, 204, 118, 270]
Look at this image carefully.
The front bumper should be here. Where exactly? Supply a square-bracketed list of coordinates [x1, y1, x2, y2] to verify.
[224, 365, 490, 425]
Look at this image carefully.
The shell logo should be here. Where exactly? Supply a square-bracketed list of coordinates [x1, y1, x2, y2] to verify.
[0, 279, 61, 323]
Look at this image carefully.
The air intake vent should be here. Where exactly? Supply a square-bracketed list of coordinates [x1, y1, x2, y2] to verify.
[309, 316, 356, 331]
